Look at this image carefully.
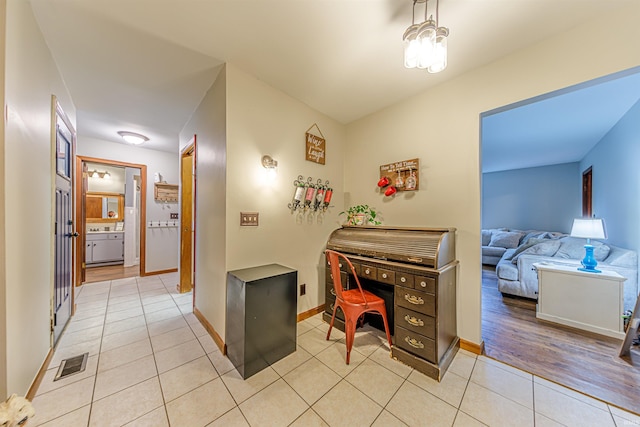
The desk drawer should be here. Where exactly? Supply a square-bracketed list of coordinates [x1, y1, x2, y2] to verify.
[377, 268, 395, 285]
[395, 286, 435, 317]
[395, 306, 435, 339]
[395, 272, 415, 288]
[326, 257, 360, 275]
[414, 275, 436, 294]
[395, 326, 436, 363]
[325, 295, 345, 321]
[360, 265, 377, 280]
[326, 268, 349, 289]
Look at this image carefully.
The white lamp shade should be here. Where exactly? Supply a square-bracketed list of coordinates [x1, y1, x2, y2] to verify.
[570, 218, 607, 239]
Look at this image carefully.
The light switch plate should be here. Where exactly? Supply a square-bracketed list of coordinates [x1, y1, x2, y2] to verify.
[240, 212, 259, 226]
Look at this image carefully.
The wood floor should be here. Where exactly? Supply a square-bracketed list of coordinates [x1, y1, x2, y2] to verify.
[482, 265, 640, 414]
[84, 264, 140, 283]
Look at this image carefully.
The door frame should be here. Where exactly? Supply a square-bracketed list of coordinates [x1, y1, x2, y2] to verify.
[179, 135, 196, 294]
[74, 156, 147, 286]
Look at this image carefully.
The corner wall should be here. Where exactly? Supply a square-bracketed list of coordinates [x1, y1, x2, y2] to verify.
[3, 0, 75, 394]
[482, 163, 581, 233]
[344, 2, 640, 345]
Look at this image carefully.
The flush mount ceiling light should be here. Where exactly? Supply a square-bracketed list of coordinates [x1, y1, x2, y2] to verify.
[403, 0, 449, 73]
[117, 131, 149, 145]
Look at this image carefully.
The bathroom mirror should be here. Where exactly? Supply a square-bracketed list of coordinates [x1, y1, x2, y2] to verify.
[86, 192, 124, 221]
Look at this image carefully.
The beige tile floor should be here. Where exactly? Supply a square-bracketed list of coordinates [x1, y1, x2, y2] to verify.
[31, 273, 640, 427]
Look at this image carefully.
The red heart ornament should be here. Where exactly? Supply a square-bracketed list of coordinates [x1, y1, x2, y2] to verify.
[384, 186, 397, 197]
[377, 176, 390, 187]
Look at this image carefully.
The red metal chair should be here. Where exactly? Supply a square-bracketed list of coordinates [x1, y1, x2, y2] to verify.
[325, 249, 393, 364]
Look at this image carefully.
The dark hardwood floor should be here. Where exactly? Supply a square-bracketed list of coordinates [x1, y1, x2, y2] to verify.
[482, 265, 640, 415]
[84, 264, 140, 283]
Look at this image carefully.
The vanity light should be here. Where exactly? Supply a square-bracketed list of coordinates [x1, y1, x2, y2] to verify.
[117, 131, 149, 145]
[89, 169, 111, 179]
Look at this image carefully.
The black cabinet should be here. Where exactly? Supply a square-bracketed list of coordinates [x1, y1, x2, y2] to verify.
[226, 264, 297, 379]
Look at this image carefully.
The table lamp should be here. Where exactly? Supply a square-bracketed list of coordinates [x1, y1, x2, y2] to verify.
[570, 218, 607, 273]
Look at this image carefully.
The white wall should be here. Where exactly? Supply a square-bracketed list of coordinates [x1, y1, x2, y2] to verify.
[344, 2, 640, 345]
[482, 163, 581, 233]
[179, 65, 227, 337]
[2, 0, 75, 395]
[77, 137, 179, 273]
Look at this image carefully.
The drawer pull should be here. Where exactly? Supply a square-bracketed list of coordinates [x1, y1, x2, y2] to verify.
[382, 273, 388, 279]
[404, 294, 424, 305]
[330, 288, 336, 296]
[339, 263, 343, 268]
[404, 336, 425, 349]
[365, 268, 370, 275]
[330, 303, 335, 311]
[404, 315, 424, 327]
[408, 257, 423, 263]
[400, 277, 406, 283]
[419, 281, 427, 288]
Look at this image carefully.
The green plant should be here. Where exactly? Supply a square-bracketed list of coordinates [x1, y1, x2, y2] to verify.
[340, 204, 381, 226]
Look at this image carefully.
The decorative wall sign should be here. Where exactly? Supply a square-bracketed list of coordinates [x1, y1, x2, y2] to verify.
[379, 158, 420, 192]
[305, 123, 326, 165]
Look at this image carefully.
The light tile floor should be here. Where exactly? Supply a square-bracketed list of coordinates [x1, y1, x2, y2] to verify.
[31, 273, 640, 426]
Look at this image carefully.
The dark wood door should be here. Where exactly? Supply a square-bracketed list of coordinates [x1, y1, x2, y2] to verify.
[582, 167, 592, 217]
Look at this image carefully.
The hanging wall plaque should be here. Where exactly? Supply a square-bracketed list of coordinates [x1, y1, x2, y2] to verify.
[379, 158, 420, 192]
[305, 123, 325, 165]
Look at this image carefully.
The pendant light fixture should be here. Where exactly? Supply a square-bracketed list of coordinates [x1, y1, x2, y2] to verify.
[402, 0, 449, 73]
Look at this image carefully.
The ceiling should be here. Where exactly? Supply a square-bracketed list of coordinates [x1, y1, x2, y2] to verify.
[30, 0, 638, 157]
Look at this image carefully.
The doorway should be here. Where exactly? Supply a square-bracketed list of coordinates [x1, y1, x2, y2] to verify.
[582, 166, 593, 217]
[179, 136, 196, 294]
[75, 156, 147, 286]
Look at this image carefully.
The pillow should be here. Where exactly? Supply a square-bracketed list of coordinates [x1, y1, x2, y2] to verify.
[555, 238, 610, 261]
[504, 237, 547, 261]
[511, 240, 561, 264]
[488, 231, 523, 249]
[481, 230, 492, 246]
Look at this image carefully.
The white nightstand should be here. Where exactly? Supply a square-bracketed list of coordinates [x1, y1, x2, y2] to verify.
[534, 262, 626, 339]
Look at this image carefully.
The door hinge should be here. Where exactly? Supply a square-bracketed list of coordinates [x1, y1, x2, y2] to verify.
[50, 315, 55, 332]
[82, 262, 86, 269]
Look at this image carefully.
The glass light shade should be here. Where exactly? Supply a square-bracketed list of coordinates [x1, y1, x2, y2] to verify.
[427, 27, 449, 74]
[403, 24, 420, 68]
[118, 131, 149, 145]
[416, 18, 436, 69]
[570, 218, 607, 239]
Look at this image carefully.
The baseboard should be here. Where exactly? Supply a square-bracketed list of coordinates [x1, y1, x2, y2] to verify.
[194, 307, 226, 355]
[26, 347, 55, 400]
[141, 268, 178, 277]
[297, 304, 325, 322]
[460, 338, 485, 355]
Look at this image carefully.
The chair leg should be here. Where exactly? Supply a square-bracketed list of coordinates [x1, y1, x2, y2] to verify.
[326, 304, 338, 341]
[344, 318, 357, 365]
[380, 309, 393, 349]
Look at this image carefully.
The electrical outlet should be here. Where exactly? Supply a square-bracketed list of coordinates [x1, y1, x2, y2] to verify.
[170, 213, 178, 219]
[300, 283, 306, 296]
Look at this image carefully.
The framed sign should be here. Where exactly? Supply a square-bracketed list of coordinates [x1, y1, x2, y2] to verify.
[379, 158, 419, 191]
[305, 123, 325, 165]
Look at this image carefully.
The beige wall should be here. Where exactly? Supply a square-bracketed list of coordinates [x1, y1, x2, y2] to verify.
[344, 2, 640, 345]
[3, 0, 75, 394]
[179, 65, 227, 338]
[181, 64, 346, 341]
[225, 64, 346, 315]
[0, 0, 7, 400]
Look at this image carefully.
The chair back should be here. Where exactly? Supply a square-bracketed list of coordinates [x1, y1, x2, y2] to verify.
[325, 249, 366, 303]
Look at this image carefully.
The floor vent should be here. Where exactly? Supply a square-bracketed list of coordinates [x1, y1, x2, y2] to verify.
[54, 352, 88, 381]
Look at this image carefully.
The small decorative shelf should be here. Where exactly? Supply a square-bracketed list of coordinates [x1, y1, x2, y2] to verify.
[154, 183, 179, 202]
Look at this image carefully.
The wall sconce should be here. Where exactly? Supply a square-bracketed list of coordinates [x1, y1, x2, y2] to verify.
[262, 155, 278, 170]
[89, 170, 111, 179]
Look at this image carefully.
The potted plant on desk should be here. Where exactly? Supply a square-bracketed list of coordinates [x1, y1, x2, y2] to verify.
[340, 204, 382, 226]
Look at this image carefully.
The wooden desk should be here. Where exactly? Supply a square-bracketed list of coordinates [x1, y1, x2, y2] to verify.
[534, 263, 626, 339]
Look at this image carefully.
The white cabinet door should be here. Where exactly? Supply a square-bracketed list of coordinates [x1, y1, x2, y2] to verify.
[86, 241, 93, 263]
[92, 239, 123, 263]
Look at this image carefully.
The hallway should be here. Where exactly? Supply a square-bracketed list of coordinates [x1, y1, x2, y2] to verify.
[30, 273, 640, 426]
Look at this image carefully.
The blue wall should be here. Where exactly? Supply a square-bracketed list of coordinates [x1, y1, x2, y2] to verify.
[482, 163, 581, 232]
[580, 99, 640, 252]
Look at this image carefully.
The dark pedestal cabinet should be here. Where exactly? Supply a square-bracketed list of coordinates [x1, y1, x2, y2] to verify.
[226, 264, 297, 379]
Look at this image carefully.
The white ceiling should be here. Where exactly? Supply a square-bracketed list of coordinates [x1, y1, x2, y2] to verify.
[30, 0, 638, 156]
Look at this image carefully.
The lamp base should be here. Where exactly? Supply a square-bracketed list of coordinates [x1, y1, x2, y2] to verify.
[578, 267, 602, 274]
[579, 244, 601, 273]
